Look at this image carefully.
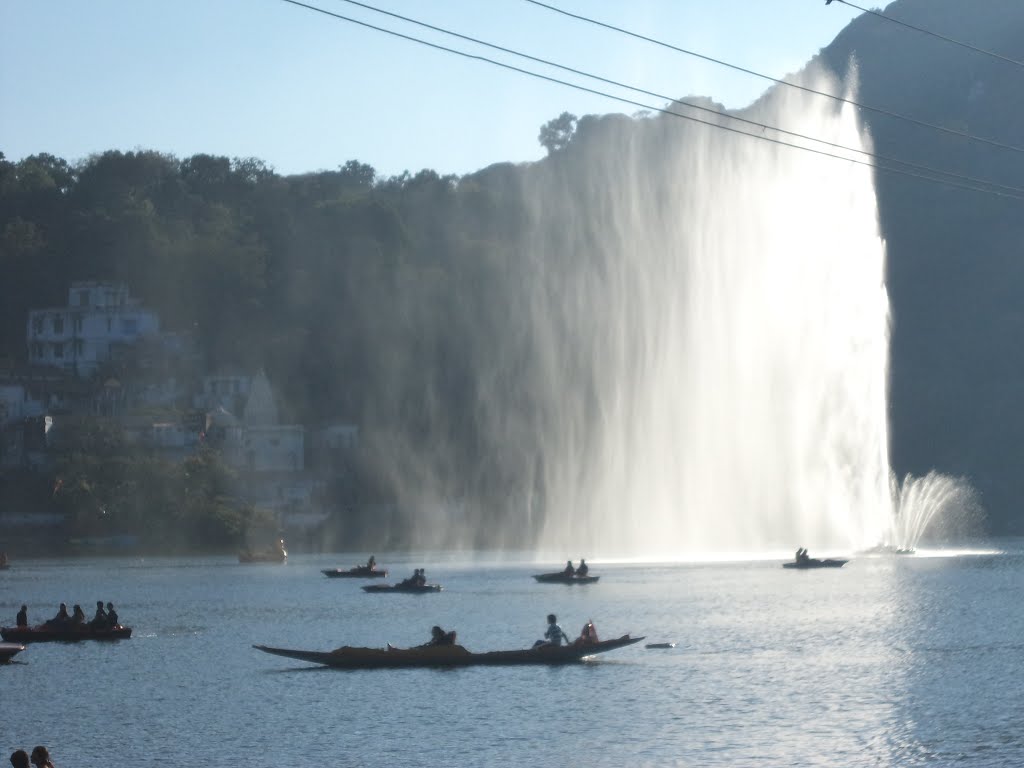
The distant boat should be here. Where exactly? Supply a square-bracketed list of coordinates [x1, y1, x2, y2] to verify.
[323, 565, 388, 579]
[1, 625, 132, 643]
[0, 642, 25, 662]
[858, 543, 915, 556]
[782, 558, 848, 569]
[362, 583, 442, 594]
[533, 572, 600, 585]
[253, 634, 644, 669]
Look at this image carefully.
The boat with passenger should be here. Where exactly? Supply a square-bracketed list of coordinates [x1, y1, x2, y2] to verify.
[533, 572, 600, 584]
[1, 624, 132, 643]
[323, 565, 388, 578]
[253, 633, 644, 669]
[362, 583, 441, 594]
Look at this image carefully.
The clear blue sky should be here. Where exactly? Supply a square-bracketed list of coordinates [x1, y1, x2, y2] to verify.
[1, 0, 863, 178]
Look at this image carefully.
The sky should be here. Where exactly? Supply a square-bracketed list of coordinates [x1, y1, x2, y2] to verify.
[1, 0, 865, 178]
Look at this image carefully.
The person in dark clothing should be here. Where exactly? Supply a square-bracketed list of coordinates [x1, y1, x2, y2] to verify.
[420, 625, 457, 647]
[29, 746, 54, 768]
[10, 750, 30, 768]
[576, 559, 589, 577]
[16, 605, 28, 628]
[563, 560, 575, 577]
[90, 601, 107, 628]
[69, 604, 86, 626]
[106, 602, 119, 628]
[44, 603, 69, 628]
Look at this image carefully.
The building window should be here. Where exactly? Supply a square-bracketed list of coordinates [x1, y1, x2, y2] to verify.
[106, 317, 112, 332]
[53, 315, 64, 334]
[74, 339, 84, 356]
[53, 343, 64, 359]
[76, 289, 89, 307]
[32, 316, 43, 334]
[32, 343, 43, 359]
[72, 314, 83, 333]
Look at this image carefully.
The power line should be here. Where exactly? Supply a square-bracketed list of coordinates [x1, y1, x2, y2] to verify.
[830, 0, 1024, 71]
[275, 0, 1024, 201]
[323, 0, 1024, 198]
[522, 0, 1024, 158]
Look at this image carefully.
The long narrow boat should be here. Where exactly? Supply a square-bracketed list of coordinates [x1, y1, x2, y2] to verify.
[782, 558, 848, 569]
[0, 642, 26, 662]
[361, 583, 442, 594]
[238, 550, 287, 563]
[0, 625, 132, 643]
[323, 566, 388, 579]
[533, 572, 600, 584]
[253, 634, 644, 669]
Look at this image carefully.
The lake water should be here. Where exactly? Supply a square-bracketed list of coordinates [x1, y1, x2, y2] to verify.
[3, 541, 1023, 767]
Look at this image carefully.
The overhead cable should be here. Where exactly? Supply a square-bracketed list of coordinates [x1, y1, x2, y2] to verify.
[276, 0, 1024, 200]
[522, 0, 1024, 158]
[830, 0, 1024, 71]
[321, 0, 1024, 198]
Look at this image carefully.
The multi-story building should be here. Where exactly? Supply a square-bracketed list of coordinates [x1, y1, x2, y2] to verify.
[26, 281, 159, 375]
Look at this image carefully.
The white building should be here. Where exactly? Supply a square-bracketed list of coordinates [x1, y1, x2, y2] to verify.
[26, 281, 160, 375]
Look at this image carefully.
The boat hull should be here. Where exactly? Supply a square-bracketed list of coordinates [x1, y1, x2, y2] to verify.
[0, 625, 133, 643]
[253, 634, 645, 669]
[782, 559, 848, 569]
[323, 568, 388, 578]
[0, 642, 25, 662]
[533, 572, 600, 584]
[361, 584, 442, 594]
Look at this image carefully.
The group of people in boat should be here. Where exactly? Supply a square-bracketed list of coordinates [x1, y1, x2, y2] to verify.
[794, 548, 812, 564]
[418, 613, 599, 651]
[533, 613, 599, 648]
[17, 601, 120, 630]
[399, 568, 428, 587]
[562, 559, 589, 577]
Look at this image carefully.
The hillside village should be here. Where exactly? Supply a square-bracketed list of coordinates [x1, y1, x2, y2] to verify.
[0, 280, 366, 554]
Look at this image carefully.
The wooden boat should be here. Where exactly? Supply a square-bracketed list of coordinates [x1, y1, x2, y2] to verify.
[782, 558, 848, 569]
[323, 566, 387, 579]
[0, 625, 132, 643]
[533, 572, 600, 584]
[253, 634, 645, 669]
[0, 642, 26, 662]
[361, 583, 442, 594]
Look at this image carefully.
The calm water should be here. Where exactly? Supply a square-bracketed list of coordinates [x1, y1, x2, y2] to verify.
[3, 542, 1023, 767]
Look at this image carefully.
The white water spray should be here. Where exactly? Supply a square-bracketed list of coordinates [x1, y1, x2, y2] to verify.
[508, 73, 905, 557]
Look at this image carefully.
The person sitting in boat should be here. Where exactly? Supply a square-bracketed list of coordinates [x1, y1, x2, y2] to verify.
[89, 601, 107, 629]
[367, 555, 376, 571]
[795, 548, 810, 564]
[44, 603, 70, 628]
[420, 625, 457, 647]
[416, 569, 427, 587]
[106, 602, 119, 628]
[577, 619, 599, 645]
[534, 613, 571, 648]
[563, 560, 575, 577]
[576, 559, 589, 577]
[16, 605, 28, 628]
[399, 569, 419, 587]
[69, 604, 86, 626]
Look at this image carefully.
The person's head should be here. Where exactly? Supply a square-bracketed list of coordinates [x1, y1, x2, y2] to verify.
[107, 602, 114, 610]
[97, 601, 104, 609]
[10, 750, 30, 768]
[20, 604, 26, 611]
[73, 604, 82, 613]
[431, 625, 444, 639]
[547, 614, 557, 624]
[59, 603, 67, 611]
[29, 746, 49, 768]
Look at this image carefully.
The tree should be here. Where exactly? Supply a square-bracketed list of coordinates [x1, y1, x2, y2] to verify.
[538, 112, 578, 154]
